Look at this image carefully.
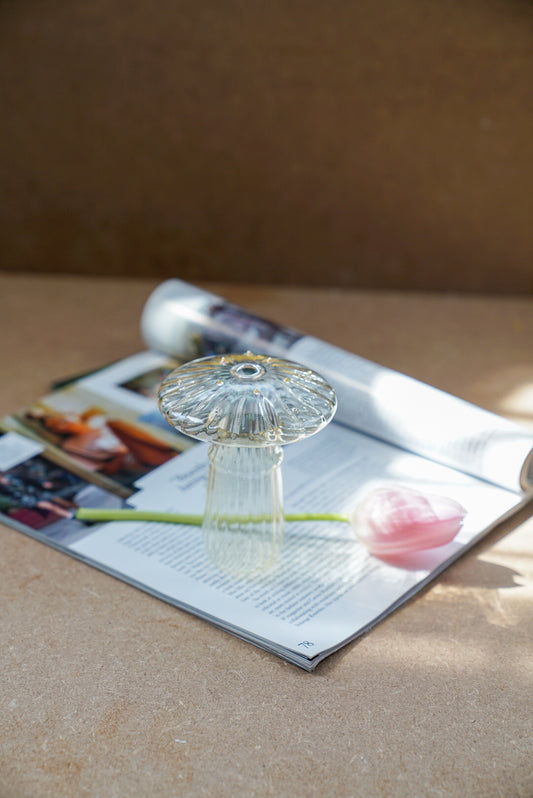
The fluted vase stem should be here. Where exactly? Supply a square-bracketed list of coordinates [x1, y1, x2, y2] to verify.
[202, 443, 284, 575]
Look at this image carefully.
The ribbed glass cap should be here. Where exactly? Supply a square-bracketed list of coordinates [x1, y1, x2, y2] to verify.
[158, 352, 337, 446]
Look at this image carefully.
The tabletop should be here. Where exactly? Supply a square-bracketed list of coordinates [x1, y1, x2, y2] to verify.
[1, 273, 532, 798]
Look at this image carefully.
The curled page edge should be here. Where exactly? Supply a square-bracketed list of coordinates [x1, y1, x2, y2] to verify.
[140, 279, 533, 494]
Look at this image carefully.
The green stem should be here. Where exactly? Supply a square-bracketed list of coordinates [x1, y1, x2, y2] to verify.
[285, 512, 349, 524]
[76, 509, 204, 525]
[75, 508, 350, 525]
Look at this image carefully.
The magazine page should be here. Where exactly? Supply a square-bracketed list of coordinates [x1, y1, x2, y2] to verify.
[2, 352, 191, 496]
[0, 430, 127, 548]
[1, 355, 527, 669]
[141, 280, 533, 493]
[67, 422, 524, 669]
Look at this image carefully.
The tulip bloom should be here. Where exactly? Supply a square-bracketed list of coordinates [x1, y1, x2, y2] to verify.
[351, 485, 467, 556]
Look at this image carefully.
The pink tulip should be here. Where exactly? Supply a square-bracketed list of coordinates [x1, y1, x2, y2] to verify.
[350, 484, 467, 556]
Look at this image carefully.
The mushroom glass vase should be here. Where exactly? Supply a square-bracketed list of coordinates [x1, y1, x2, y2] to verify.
[158, 352, 337, 575]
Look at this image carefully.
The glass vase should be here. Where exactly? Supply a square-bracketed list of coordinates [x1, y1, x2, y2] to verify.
[159, 352, 337, 576]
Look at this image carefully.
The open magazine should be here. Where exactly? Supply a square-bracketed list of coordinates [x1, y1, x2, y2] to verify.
[1, 279, 533, 670]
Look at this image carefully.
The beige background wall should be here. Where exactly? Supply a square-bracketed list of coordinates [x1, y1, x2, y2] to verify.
[1, 0, 532, 291]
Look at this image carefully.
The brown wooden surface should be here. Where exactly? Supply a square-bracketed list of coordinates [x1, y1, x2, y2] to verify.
[1, 273, 533, 797]
[1, 2, 533, 292]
